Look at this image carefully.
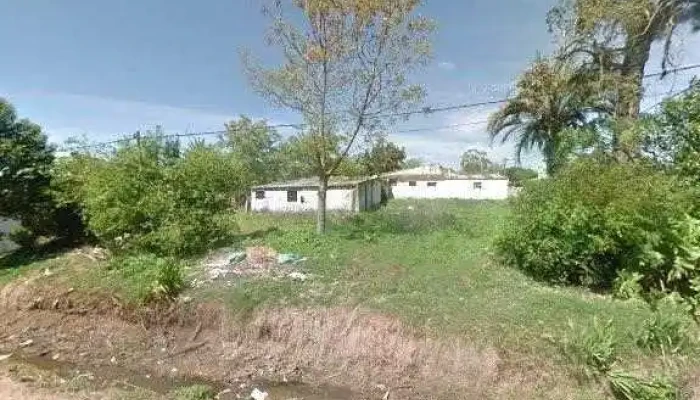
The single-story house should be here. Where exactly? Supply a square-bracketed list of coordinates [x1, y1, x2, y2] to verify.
[383, 165, 509, 200]
[251, 176, 383, 213]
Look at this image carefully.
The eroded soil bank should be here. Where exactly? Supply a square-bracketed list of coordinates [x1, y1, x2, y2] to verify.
[0, 277, 597, 399]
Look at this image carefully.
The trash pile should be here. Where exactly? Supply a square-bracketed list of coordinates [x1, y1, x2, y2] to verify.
[203, 246, 308, 282]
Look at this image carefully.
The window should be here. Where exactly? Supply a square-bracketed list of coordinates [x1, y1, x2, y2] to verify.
[255, 190, 265, 199]
[389, 179, 398, 187]
[427, 182, 437, 188]
[287, 190, 298, 202]
[408, 181, 417, 187]
[473, 182, 483, 190]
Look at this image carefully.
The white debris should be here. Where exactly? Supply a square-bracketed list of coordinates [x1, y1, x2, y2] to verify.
[250, 388, 268, 400]
[208, 268, 230, 280]
[19, 339, 33, 348]
[288, 272, 308, 281]
[0, 354, 11, 361]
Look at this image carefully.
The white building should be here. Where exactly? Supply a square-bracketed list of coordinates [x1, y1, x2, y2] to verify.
[251, 177, 383, 213]
[384, 165, 509, 200]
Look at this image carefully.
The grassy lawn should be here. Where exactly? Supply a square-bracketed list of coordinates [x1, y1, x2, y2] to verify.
[204, 199, 655, 358]
[0, 199, 680, 367]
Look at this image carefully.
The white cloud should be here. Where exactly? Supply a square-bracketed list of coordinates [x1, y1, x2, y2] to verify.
[437, 61, 457, 71]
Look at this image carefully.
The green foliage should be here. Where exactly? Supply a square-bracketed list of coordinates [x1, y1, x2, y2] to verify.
[109, 254, 185, 304]
[607, 371, 680, 400]
[0, 98, 84, 242]
[360, 137, 407, 175]
[171, 385, 215, 400]
[72, 140, 240, 257]
[558, 318, 618, 378]
[221, 116, 282, 191]
[635, 312, 693, 355]
[504, 166, 539, 187]
[7, 226, 36, 249]
[497, 159, 695, 292]
[643, 81, 700, 179]
[460, 149, 500, 175]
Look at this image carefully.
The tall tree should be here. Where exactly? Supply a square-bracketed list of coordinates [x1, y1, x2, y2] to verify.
[360, 137, 406, 175]
[0, 99, 56, 239]
[221, 116, 282, 190]
[549, 0, 700, 123]
[488, 58, 610, 175]
[460, 149, 496, 174]
[243, 0, 434, 233]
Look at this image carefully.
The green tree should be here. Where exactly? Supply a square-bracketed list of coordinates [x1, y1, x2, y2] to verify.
[504, 166, 539, 187]
[488, 59, 605, 175]
[243, 0, 434, 233]
[460, 149, 496, 174]
[643, 81, 700, 179]
[360, 137, 406, 175]
[549, 0, 700, 122]
[0, 99, 60, 241]
[401, 157, 423, 169]
[221, 116, 282, 188]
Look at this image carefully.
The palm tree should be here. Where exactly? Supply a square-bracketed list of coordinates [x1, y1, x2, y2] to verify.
[488, 59, 611, 175]
[551, 0, 700, 120]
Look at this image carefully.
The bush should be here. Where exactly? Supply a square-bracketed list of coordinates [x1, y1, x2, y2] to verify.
[607, 371, 680, 400]
[171, 384, 215, 400]
[497, 160, 696, 292]
[109, 254, 185, 303]
[70, 140, 241, 257]
[8, 226, 36, 249]
[558, 318, 618, 378]
[636, 312, 693, 355]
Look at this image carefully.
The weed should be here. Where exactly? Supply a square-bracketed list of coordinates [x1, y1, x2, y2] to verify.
[107, 254, 185, 304]
[558, 318, 618, 378]
[171, 384, 216, 400]
[636, 312, 693, 356]
[607, 371, 680, 400]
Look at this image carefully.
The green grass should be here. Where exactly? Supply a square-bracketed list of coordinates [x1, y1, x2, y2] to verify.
[3, 199, 694, 372]
[201, 200, 659, 357]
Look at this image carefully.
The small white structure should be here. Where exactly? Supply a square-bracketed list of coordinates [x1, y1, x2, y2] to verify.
[251, 177, 382, 213]
[384, 165, 509, 200]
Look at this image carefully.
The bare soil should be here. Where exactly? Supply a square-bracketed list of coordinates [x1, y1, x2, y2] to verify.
[0, 276, 594, 399]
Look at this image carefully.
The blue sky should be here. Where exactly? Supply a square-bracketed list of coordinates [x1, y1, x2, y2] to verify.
[1, 0, 699, 171]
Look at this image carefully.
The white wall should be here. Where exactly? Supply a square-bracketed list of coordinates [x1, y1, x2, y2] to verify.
[251, 187, 358, 213]
[0, 218, 20, 253]
[390, 179, 509, 200]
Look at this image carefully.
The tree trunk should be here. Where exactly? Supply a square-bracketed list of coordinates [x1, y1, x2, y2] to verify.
[612, 33, 654, 157]
[316, 175, 328, 234]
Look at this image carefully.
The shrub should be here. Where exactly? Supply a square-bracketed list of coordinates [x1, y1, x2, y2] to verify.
[607, 371, 680, 400]
[558, 318, 618, 378]
[497, 159, 696, 292]
[109, 254, 185, 304]
[8, 226, 36, 249]
[72, 140, 241, 257]
[171, 384, 216, 400]
[635, 312, 693, 355]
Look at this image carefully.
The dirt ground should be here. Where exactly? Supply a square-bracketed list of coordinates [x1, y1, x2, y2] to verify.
[0, 275, 601, 400]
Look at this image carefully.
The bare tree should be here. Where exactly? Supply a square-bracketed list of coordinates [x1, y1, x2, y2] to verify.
[242, 0, 434, 233]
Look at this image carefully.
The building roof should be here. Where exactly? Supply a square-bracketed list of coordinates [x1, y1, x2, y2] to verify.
[383, 164, 507, 181]
[252, 176, 377, 190]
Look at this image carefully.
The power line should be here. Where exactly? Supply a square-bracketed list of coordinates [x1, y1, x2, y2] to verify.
[56, 62, 700, 152]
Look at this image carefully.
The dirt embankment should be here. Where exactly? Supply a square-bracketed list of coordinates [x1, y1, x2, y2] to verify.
[0, 277, 593, 399]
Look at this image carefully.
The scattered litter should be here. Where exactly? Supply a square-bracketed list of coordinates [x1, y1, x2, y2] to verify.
[202, 246, 309, 284]
[19, 339, 33, 348]
[250, 388, 269, 400]
[110, 356, 117, 364]
[277, 253, 306, 265]
[288, 272, 308, 282]
[0, 354, 11, 361]
[43, 268, 53, 277]
[52, 354, 60, 361]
